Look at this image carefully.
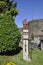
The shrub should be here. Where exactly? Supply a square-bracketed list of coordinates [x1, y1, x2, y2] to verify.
[0, 14, 21, 53]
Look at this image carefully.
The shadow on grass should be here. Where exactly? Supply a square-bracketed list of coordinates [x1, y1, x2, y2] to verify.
[0, 46, 22, 56]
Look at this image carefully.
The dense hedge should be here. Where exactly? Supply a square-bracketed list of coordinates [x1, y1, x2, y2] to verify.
[0, 14, 21, 53]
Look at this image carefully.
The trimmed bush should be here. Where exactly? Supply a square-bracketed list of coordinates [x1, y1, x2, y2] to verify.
[0, 14, 21, 53]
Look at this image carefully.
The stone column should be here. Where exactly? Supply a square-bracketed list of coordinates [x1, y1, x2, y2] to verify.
[23, 20, 31, 62]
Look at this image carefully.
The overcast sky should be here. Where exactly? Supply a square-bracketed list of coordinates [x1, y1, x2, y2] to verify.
[15, 0, 43, 27]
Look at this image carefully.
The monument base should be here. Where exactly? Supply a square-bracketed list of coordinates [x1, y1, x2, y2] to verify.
[23, 57, 31, 62]
[28, 58, 31, 62]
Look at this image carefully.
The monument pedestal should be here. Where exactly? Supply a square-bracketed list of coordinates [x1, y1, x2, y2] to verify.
[23, 39, 31, 62]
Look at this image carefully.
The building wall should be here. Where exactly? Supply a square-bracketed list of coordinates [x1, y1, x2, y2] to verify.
[28, 19, 43, 38]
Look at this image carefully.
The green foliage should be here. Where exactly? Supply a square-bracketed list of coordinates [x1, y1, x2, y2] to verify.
[0, 1, 7, 13]
[0, 1, 7, 8]
[0, 0, 18, 17]
[0, 14, 21, 52]
[10, 8, 18, 17]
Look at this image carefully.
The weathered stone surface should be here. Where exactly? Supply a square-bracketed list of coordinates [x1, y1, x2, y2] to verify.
[28, 19, 43, 37]
[23, 40, 29, 61]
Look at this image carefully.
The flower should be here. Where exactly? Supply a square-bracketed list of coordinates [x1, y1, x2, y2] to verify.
[7, 61, 16, 65]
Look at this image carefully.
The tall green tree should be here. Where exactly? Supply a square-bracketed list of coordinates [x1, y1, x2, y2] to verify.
[0, 0, 21, 53]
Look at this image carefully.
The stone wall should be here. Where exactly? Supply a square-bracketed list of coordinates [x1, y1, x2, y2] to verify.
[28, 19, 43, 38]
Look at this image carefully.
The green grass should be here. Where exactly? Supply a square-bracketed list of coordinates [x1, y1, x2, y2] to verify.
[0, 44, 43, 65]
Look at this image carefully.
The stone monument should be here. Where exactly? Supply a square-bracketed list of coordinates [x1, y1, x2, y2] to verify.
[23, 20, 31, 62]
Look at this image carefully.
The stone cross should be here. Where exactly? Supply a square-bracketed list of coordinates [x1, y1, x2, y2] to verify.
[23, 20, 31, 62]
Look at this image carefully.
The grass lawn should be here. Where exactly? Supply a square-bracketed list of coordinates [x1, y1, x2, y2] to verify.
[0, 44, 43, 65]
